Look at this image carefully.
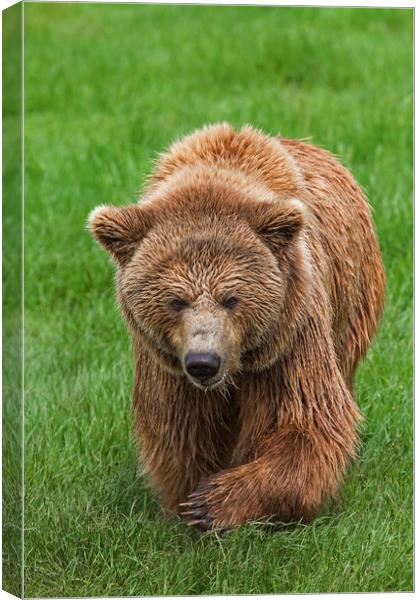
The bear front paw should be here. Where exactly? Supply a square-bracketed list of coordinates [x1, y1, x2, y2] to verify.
[179, 468, 261, 532]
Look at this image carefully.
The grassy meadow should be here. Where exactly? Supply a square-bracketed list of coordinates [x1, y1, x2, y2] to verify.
[20, 4, 413, 596]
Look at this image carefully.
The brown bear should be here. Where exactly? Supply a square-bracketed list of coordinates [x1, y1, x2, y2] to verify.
[89, 123, 385, 531]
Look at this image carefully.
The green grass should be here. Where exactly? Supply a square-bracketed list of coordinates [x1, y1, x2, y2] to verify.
[20, 4, 412, 596]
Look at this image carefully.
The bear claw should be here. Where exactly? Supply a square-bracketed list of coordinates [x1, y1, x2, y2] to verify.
[179, 482, 215, 532]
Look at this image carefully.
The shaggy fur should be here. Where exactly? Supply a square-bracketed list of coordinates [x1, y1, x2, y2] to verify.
[89, 123, 385, 531]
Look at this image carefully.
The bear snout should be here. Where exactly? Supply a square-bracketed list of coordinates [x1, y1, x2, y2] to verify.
[184, 351, 221, 385]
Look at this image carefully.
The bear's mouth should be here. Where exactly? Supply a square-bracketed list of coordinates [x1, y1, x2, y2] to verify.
[186, 372, 227, 391]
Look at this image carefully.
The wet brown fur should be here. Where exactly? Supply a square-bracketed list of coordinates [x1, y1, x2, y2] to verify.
[89, 123, 385, 530]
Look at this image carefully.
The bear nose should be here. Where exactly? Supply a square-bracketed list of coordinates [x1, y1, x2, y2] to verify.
[184, 352, 221, 382]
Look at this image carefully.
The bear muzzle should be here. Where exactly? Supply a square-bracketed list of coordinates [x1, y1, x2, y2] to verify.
[178, 307, 239, 389]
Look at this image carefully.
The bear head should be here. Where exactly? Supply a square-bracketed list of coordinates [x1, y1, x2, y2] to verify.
[89, 168, 309, 390]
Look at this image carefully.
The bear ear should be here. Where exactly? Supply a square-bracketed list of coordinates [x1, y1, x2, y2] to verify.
[87, 204, 153, 264]
[249, 199, 305, 249]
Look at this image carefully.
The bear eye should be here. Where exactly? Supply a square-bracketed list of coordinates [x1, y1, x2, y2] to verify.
[222, 296, 239, 310]
[169, 298, 189, 312]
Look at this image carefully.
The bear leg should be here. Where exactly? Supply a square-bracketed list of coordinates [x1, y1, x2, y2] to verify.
[180, 419, 358, 531]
